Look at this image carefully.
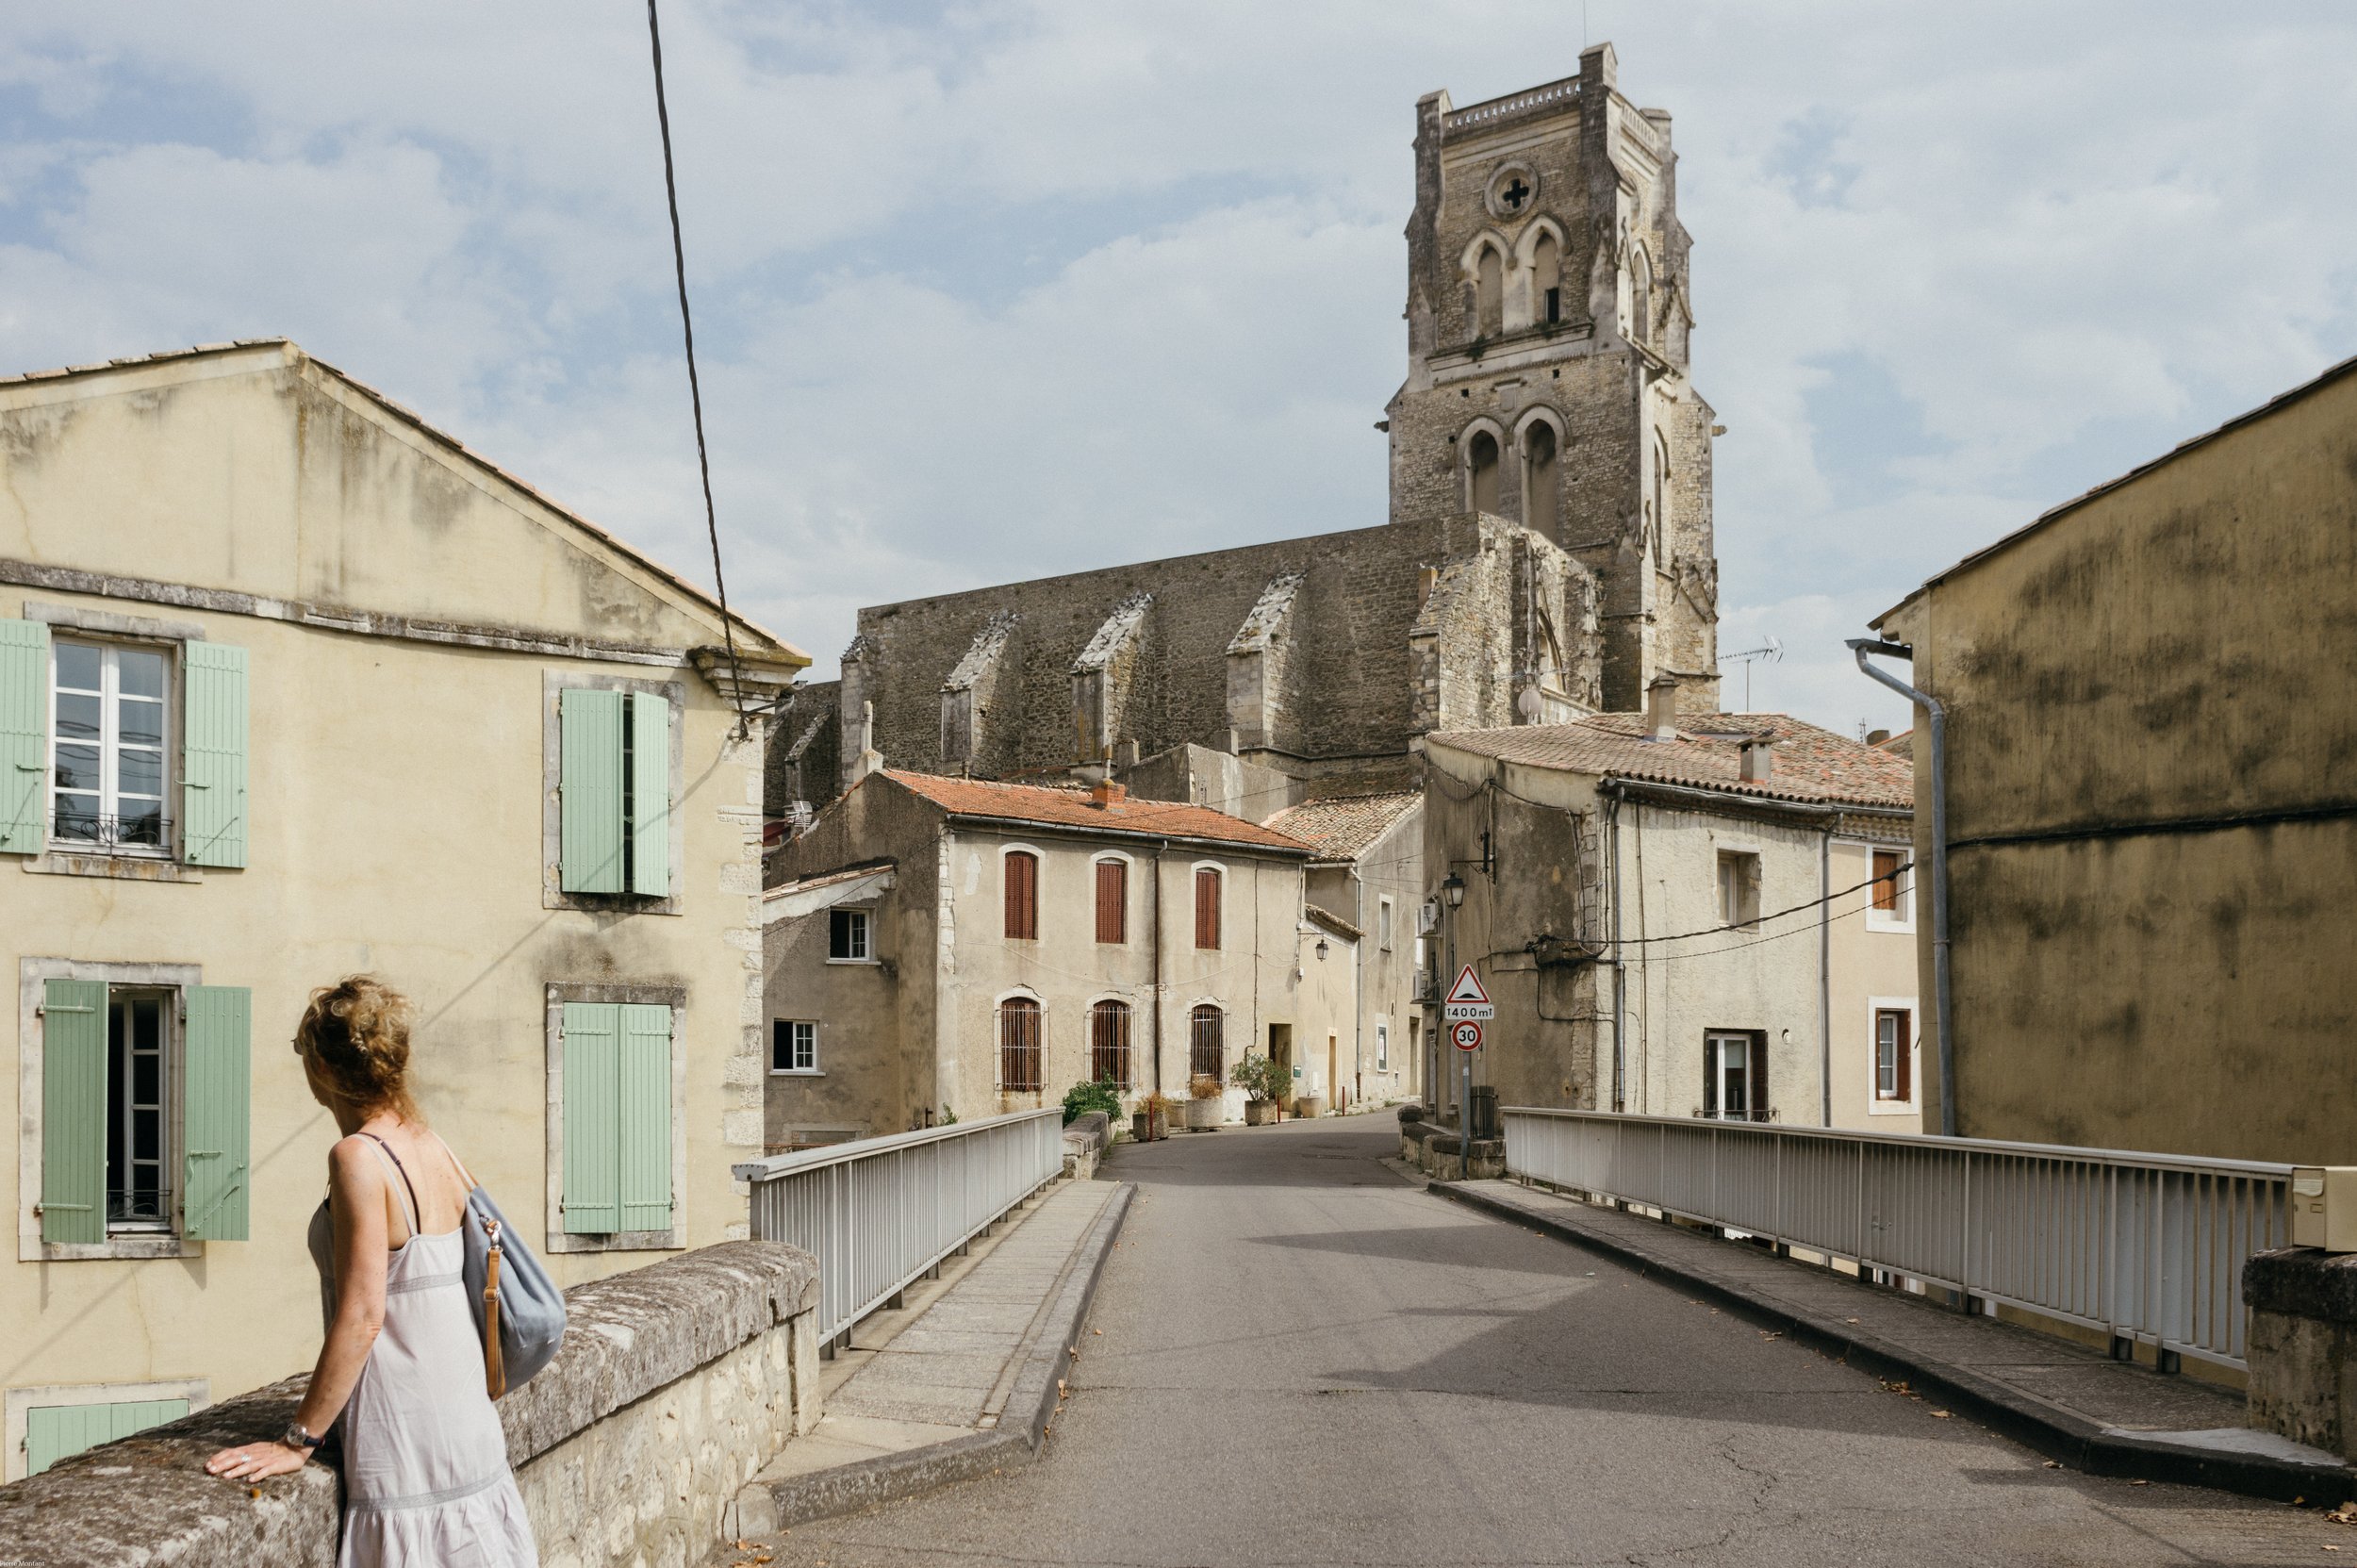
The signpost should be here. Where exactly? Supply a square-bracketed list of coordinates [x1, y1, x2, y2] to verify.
[1442, 966, 1491, 1179]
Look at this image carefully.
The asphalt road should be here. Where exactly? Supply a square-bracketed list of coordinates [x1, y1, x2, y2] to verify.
[751, 1118, 2347, 1567]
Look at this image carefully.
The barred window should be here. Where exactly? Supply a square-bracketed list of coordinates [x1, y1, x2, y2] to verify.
[1189, 1004, 1224, 1082]
[1090, 999, 1133, 1090]
[998, 998, 1043, 1093]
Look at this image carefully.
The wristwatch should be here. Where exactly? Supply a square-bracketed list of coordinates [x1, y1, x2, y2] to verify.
[282, 1423, 324, 1451]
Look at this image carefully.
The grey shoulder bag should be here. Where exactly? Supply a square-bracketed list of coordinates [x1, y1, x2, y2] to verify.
[437, 1135, 567, 1397]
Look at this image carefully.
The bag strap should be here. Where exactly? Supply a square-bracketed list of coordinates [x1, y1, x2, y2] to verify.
[354, 1134, 420, 1240]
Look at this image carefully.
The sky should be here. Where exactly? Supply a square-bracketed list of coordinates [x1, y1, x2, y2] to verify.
[6, 3, 2355, 735]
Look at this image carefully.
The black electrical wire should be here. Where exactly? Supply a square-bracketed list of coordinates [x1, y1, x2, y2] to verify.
[646, 0, 750, 738]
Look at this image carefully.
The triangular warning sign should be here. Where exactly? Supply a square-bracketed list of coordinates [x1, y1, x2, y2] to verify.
[1445, 965, 1490, 1006]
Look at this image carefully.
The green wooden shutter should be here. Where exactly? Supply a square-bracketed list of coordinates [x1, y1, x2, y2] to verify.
[617, 1004, 674, 1232]
[561, 1001, 619, 1232]
[627, 692, 670, 897]
[25, 1397, 190, 1477]
[560, 689, 625, 893]
[41, 979, 107, 1246]
[182, 643, 249, 867]
[0, 619, 47, 855]
[183, 986, 251, 1241]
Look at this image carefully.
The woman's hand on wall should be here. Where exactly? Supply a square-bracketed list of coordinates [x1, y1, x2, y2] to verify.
[204, 1439, 310, 1481]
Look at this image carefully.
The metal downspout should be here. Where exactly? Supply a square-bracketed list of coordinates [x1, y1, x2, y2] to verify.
[1151, 840, 1166, 1092]
[1607, 789, 1626, 1113]
[1819, 828, 1833, 1128]
[1848, 638, 1954, 1137]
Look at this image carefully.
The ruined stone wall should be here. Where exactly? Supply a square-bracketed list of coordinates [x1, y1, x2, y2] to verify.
[765, 680, 842, 820]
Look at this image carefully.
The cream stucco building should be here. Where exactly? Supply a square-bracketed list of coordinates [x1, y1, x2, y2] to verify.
[0, 340, 806, 1478]
[1418, 688, 1914, 1130]
[761, 771, 1331, 1146]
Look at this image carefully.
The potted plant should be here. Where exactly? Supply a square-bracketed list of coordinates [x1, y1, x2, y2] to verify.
[1185, 1073, 1224, 1131]
[1233, 1052, 1284, 1126]
[1131, 1091, 1177, 1141]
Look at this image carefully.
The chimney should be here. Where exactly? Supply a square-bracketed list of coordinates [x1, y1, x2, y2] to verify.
[1645, 674, 1679, 740]
[1866, 728, 1891, 746]
[1740, 737, 1774, 783]
[1091, 779, 1127, 811]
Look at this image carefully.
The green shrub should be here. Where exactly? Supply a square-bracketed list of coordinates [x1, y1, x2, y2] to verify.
[1062, 1078, 1123, 1126]
[1230, 1052, 1286, 1104]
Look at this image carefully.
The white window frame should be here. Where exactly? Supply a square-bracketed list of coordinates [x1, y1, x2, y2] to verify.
[17, 959, 205, 1263]
[1378, 897, 1395, 952]
[48, 636, 174, 859]
[543, 982, 688, 1256]
[1375, 1015, 1391, 1071]
[1706, 1030, 1755, 1122]
[1864, 846, 1916, 933]
[826, 906, 875, 964]
[771, 1018, 819, 1076]
[1715, 849, 1761, 928]
[1866, 997, 1920, 1114]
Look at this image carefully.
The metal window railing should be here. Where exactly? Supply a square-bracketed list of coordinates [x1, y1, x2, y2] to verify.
[735, 1108, 1064, 1342]
[1501, 1108, 2293, 1370]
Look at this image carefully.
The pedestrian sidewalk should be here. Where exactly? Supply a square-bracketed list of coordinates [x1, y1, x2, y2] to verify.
[1428, 1175, 2355, 1502]
[720, 1176, 1131, 1542]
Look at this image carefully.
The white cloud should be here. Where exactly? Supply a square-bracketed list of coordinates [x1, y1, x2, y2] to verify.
[2, 1, 2354, 725]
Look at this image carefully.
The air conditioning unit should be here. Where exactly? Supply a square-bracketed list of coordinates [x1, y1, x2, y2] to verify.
[2291, 1167, 2357, 1253]
[1416, 900, 1441, 936]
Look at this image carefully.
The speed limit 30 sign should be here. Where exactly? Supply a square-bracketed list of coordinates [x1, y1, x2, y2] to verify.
[1450, 1019, 1483, 1051]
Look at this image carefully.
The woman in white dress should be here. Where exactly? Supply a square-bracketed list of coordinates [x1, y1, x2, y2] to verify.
[206, 976, 538, 1566]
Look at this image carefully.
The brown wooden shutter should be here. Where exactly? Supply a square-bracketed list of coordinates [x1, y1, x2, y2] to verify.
[1096, 860, 1126, 944]
[1752, 1031, 1770, 1122]
[1194, 867, 1221, 949]
[1702, 1034, 1720, 1116]
[1004, 851, 1037, 940]
[1893, 1011, 1912, 1102]
[1871, 850, 1902, 912]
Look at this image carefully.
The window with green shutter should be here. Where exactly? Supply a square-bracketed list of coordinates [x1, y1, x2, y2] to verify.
[559, 999, 675, 1238]
[182, 986, 251, 1241]
[559, 686, 673, 898]
[25, 1396, 190, 1477]
[0, 619, 49, 854]
[40, 980, 107, 1246]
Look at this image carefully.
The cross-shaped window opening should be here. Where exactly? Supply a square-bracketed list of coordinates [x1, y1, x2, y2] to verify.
[1500, 175, 1531, 210]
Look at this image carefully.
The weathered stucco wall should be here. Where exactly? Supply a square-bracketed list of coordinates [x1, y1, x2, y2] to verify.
[0, 1241, 821, 1568]
[0, 345, 790, 1417]
[1876, 358, 2357, 1162]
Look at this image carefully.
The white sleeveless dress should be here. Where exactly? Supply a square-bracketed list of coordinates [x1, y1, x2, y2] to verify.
[310, 1140, 538, 1567]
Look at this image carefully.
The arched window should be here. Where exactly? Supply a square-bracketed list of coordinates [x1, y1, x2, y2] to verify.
[1189, 1004, 1225, 1081]
[1475, 245, 1503, 338]
[1533, 232, 1561, 325]
[1193, 867, 1223, 949]
[1094, 857, 1127, 944]
[1524, 421, 1559, 536]
[1467, 431, 1501, 517]
[998, 997, 1043, 1092]
[1003, 850, 1038, 940]
[1090, 999, 1133, 1089]
[1630, 248, 1653, 345]
[1652, 431, 1671, 566]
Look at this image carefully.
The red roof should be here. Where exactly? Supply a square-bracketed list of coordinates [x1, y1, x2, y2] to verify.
[1424, 713, 1914, 810]
[882, 771, 1314, 853]
[1263, 792, 1422, 863]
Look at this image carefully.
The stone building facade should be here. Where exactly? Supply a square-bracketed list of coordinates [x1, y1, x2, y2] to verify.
[771, 42, 1718, 826]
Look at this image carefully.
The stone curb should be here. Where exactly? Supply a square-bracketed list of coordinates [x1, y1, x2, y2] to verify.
[1430, 1180, 2357, 1504]
[738, 1181, 1134, 1531]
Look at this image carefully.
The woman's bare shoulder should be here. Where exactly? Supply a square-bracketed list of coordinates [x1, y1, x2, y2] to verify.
[326, 1135, 386, 1189]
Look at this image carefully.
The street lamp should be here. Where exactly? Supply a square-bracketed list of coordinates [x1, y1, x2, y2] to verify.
[1442, 870, 1466, 909]
[1314, 936, 1329, 962]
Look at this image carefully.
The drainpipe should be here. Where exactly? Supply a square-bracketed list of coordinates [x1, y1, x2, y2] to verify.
[1818, 828, 1832, 1128]
[1607, 791, 1626, 1113]
[1848, 638, 1953, 1137]
[1150, 840, 1166, 1093]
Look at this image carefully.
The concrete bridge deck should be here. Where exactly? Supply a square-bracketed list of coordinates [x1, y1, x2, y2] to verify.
[740, 1118, 2348, 1567]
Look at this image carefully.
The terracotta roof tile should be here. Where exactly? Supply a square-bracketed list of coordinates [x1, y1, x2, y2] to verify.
[1263, 792, 1422, 863]
[1425, 713, 1913, 810]
[883, 771, 1314, 853]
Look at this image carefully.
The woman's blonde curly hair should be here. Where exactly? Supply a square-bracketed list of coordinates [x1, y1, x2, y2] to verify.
[294, 975, 420, 1121]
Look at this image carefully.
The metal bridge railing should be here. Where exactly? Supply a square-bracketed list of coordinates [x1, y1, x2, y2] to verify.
[1501, 1108, 2293, 1370]
[733, 1109, 1065, 1342]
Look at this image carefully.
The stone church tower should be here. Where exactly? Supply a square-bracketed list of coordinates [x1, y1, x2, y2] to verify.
[767, 45, 1721, 825]
[1387, 43, 1719, 712]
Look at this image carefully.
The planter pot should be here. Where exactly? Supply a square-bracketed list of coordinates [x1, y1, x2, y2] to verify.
[1244, 1100, 1276, 1127]
[1294, 1095, 1327, 1120]
[1185, 1097, 1222, 1131]
[1147, 1112, 1170, 1141]
[1131, 1112, 1150, 1142]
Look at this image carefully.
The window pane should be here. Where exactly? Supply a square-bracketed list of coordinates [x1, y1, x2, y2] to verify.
[56, 692, 101, 741]
[54, 793, 99, 838]
[117, 748, 162, 798]
[117, 650, 166, 701]
[120, 807, 164, 847]
[133, 1049, 160, 1105]
[55, 743, 100, 791]
[55, 641, 101, 693]
[118, 698, 164, 749]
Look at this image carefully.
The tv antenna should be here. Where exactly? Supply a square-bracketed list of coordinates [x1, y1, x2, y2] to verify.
[1722, 635, 1782, 712]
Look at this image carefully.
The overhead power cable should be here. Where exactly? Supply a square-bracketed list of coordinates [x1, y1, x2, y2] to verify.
[645, 0, 750, 739]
